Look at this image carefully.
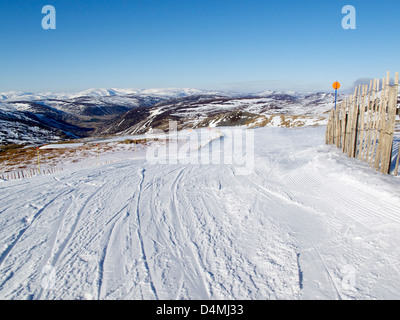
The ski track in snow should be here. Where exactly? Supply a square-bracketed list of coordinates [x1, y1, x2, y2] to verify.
[134, 168, 159, 299]
[0, 127, 399, 300]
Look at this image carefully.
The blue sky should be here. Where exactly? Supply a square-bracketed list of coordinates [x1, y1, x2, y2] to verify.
[1, 0, 399, 93]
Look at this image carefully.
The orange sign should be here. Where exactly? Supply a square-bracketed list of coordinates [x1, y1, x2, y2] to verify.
[332, 81, 340, 90]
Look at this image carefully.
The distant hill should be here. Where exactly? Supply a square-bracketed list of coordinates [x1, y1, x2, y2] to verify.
[0, 88, 339, 145]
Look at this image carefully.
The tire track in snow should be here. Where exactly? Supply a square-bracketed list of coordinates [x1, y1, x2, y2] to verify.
[169, 166, 209, 299]
[96, 216, 119, 300]
[0, 190, 71, 272]
[49, 183, 107, 269]
[186, 165, 301, 299]
[32, 182, 108, 299]
[138, 165, 210, 299]
[248, 178, 324, 217]
[33, 194, 75, 300]
[139, 167, 187, 299]
[135, 168, 159, 299]
[39, 167, 144, 300]
[310, 242, 343, 300]
[96, 202, 133, 300]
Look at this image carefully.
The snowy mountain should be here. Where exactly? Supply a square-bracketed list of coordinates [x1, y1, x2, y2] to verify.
[0, 101, 91, 145]
[0, 88, 339, 145]
[0, 88, 220, 144]
[0, 88, 234, 102]
[104, 92, 339, 135]
[0, 87, 238, 117]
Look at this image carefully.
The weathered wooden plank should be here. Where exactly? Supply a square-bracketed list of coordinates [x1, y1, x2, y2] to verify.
[335, 106, 341, 148]
[330, 109, 335, 145]
[365, 79, 377, 163]
[346, 93, 356, 157]
[369, 78, 381, 166]
[384, 72, 399, 174]
[341, 100, 347, 151]
[379, 72, 392, 173]
[327, 112, 330, 144]
[392, 73, 400, 176]
[361, 80, 373, 161]
[350, 85, 361, 158]
[345, 96, 352, 156]
[382, 85, 397, 173]
[326, 110, 333, 145]
[380, 71, 392, 173]
[360, 80, 372, 161]
[394, 76, 400, 175]
[373, 75, 390, 171]
[325, 116, 329, 144]
[357, 85, 367, 160]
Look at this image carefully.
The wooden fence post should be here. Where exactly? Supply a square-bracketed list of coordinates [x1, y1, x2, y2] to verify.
[357, 85, 367, 159]
[325, 112, 330, 144]
[374, 74, 390, 171]
[382, 72, 399, 174]
[349, 85, 361, 158]
[329, 109, 335, 145]
[379, 72, 391, 173]
[345, 97, 351, 154]
[365, 79, 377, 163]
[326, 109, 334, 145]
[361, 80, 373, 161]
[334, 105, 339, 147]
[349, 88, 358, 157]
[341, 100, 347, 151]
[369, 78, 381, 166]
[394, 75, 400, 175]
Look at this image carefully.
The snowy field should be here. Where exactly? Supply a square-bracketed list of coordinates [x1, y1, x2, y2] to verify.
[0, 126, 399, 300]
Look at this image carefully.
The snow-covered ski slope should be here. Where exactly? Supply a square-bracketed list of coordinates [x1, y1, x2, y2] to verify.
[0, 126, 399, 300]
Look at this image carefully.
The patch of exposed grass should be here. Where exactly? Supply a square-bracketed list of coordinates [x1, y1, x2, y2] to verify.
[0, 143, 26, 155]
[0, 136, 156, 173]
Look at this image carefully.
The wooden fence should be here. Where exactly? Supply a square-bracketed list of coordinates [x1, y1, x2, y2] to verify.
[326, 71, 400, 176]
[0, 167, 64, 181]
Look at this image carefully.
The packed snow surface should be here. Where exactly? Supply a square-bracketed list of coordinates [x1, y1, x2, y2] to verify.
[0, 127, 399, 300]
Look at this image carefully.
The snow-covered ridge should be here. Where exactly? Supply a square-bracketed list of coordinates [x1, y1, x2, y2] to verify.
[0, 87, 342, 145]
[0, 87, 337, 102]
[104, 91, 338, 136]
[0, 88, 238, 101]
